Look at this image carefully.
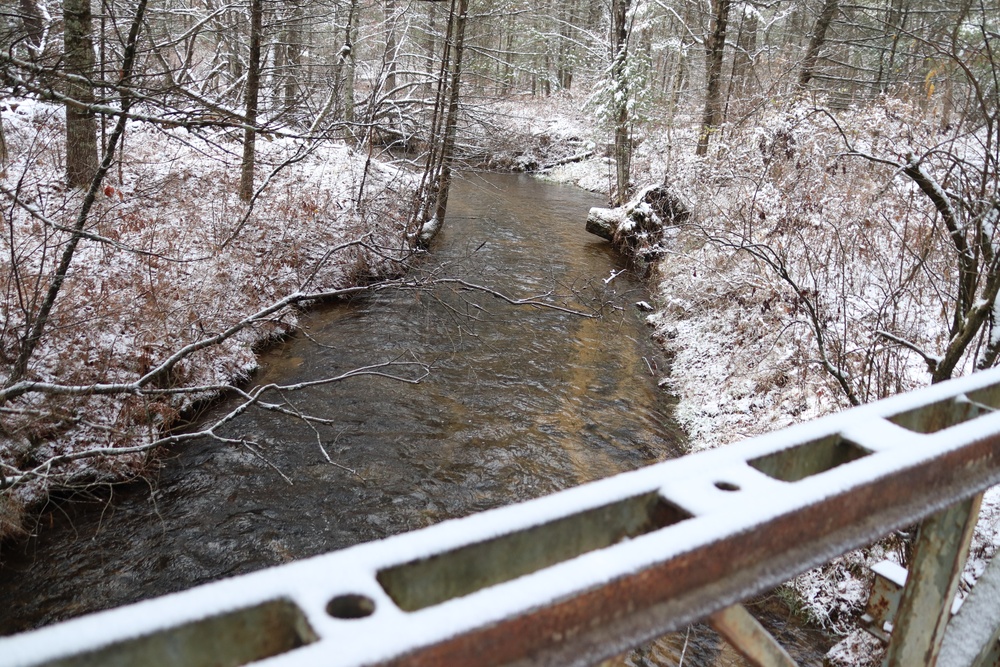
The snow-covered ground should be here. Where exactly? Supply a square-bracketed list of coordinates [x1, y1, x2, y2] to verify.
[0, 101, 416, 537]
[521, 92, 1000, 663]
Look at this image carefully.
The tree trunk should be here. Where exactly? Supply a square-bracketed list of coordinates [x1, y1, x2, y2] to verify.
[798, 0, 839, 89]
[557, 0, 576, 90]
[384, 0, 398, 98]
[874, 0, 908, 95]
[0, 109, 7, 166]
[732, 3, 757, 92]
[940, 0, 972, 131]
[64, 0, 99, 188]
[500, 20, 514, 95]
[663, 6, 695, 148]
[431, 0, 469, 227]
[696, 0, 731, 156]
[288, 5, 304, 112]
[276, 1, 303, 114]
[20, 0, 48, 57]
[238, 0, 263, 201]
[337, 0, 360, 143]
[424, 1, 437, 97]
[611, 0, 631, 204]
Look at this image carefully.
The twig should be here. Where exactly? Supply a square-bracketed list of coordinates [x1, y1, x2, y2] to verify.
[239, 439, 293, 485]
[424, 278, 597, 318]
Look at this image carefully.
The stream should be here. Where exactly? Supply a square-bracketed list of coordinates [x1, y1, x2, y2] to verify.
[0, 173, 831, 665]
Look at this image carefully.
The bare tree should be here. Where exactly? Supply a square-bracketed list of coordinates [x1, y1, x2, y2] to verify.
[63, 0, 99, 187]
[6, 0, 149, 388]
[19, 0, 49, 57]
[411, 0, 470, 246]
[431, 0, 470, 228]
[696, 0, 731, 156]
[798, 0, 839, 89]
[238, 0, 263, 201]
[610, 0, 632, 203]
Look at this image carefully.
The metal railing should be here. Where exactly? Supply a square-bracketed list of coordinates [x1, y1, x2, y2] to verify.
[5, 368, 1000, 667]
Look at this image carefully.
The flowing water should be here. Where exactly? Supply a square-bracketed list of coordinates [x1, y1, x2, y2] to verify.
[0, 173, 831, 664]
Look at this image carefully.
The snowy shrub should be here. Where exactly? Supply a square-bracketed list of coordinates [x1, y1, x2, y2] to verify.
[653, 98, 994, 448]
[465, 94, 598, 172]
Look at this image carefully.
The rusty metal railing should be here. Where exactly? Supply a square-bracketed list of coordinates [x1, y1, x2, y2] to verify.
[5, 368, 1000, 667]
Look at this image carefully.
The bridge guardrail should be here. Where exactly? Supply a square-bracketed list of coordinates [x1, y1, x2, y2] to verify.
[5, 367, 1000, 667]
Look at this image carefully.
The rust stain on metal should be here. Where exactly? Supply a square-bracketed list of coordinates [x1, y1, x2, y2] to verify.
[375, 431, 1000, 667]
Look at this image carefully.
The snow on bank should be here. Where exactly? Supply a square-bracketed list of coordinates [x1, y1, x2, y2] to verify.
[465, 94, 604, 178]
[0, 101, 416, 537]
[528, 93, 1000, 660]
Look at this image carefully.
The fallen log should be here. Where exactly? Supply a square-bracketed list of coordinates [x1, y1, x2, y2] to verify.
[585, 207, 624, 241]
[585, 185, 691, 265]
[537, 150, 595, 172]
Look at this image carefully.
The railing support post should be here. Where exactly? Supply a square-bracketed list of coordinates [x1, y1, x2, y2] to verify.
[709, 604, 798, 667]
[884, 492, 983, 667]
[938, 543, 1000, 667]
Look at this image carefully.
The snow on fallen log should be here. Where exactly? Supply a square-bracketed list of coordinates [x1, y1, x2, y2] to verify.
[585, 206, 624, 241]
[537, 150, 595, 172]
[586, 184, 690, 263]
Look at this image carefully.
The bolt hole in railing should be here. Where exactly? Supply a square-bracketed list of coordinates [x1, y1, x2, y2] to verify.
[713, 481, 740, 492]
[326, 594, 376, 620]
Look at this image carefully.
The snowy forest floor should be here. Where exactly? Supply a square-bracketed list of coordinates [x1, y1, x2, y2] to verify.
[0, 101, 417, 539]
[491, 91, 1000, 665]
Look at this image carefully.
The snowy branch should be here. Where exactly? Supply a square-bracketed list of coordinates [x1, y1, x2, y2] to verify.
[0, 359, 429, 491]
[874, 330, 940, 375]
[710, 234, 861, 406]
[421, 278, 599, 318]
[0, 283, 372, 404]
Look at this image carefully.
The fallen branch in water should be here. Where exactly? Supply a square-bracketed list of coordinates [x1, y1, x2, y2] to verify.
[415, 278, 599, 318]
[0, 358, 429, 492]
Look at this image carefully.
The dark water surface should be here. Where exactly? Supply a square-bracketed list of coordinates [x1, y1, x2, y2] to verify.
[0, 173, 829, 665]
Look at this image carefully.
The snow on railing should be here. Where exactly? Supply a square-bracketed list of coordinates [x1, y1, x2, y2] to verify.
[5, 368, 1000, 667]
